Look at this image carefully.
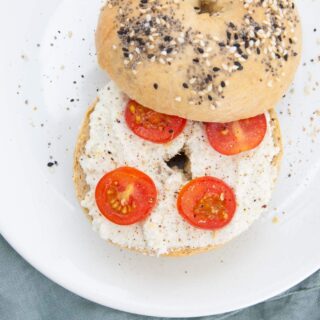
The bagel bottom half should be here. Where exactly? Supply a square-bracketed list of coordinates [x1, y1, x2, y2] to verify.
[73, 91, 282, 257]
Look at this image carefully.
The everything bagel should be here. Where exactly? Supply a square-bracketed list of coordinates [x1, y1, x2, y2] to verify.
[96, 0, 301, 122]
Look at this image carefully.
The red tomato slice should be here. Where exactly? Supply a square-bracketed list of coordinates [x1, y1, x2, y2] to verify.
[125, 100, 187, 144]
[205, 114, 267, 156]
[177, 177, 236, 230]
[95, 167, 157, 225]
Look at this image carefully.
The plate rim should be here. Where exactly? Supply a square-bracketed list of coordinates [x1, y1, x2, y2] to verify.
[1, 227, 319, 318]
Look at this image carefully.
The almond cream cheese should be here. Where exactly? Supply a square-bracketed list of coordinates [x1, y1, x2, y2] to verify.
[80, 81, 280, 255]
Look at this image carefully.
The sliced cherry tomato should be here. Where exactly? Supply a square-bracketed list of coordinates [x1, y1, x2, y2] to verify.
[95, 167, 157, 225]
[177, 177, 236, 230]
[205, 114, 267, 156]
[125, 100, 187, 144]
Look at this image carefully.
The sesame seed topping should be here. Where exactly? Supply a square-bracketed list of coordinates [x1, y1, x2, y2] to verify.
[109, 0, 299, 108]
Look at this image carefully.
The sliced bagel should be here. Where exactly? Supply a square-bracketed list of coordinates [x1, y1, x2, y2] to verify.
[73, 82, 282, 257]
[96, 0, 301, 122]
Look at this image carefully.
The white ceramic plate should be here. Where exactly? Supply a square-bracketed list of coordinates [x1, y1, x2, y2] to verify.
[0, 0, 320, 317]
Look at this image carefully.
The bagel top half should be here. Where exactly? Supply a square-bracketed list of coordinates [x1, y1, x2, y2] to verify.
[96, 0, 301, 122]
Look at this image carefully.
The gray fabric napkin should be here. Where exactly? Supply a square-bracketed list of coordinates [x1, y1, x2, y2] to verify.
[0, 235, 319, 320]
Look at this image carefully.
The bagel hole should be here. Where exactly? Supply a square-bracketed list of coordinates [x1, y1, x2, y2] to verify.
[166, 150, 192, 180]
[197, 0, 222, 15]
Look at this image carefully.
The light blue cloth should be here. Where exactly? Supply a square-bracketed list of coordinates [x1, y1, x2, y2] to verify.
[0, 235, 319, 320]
